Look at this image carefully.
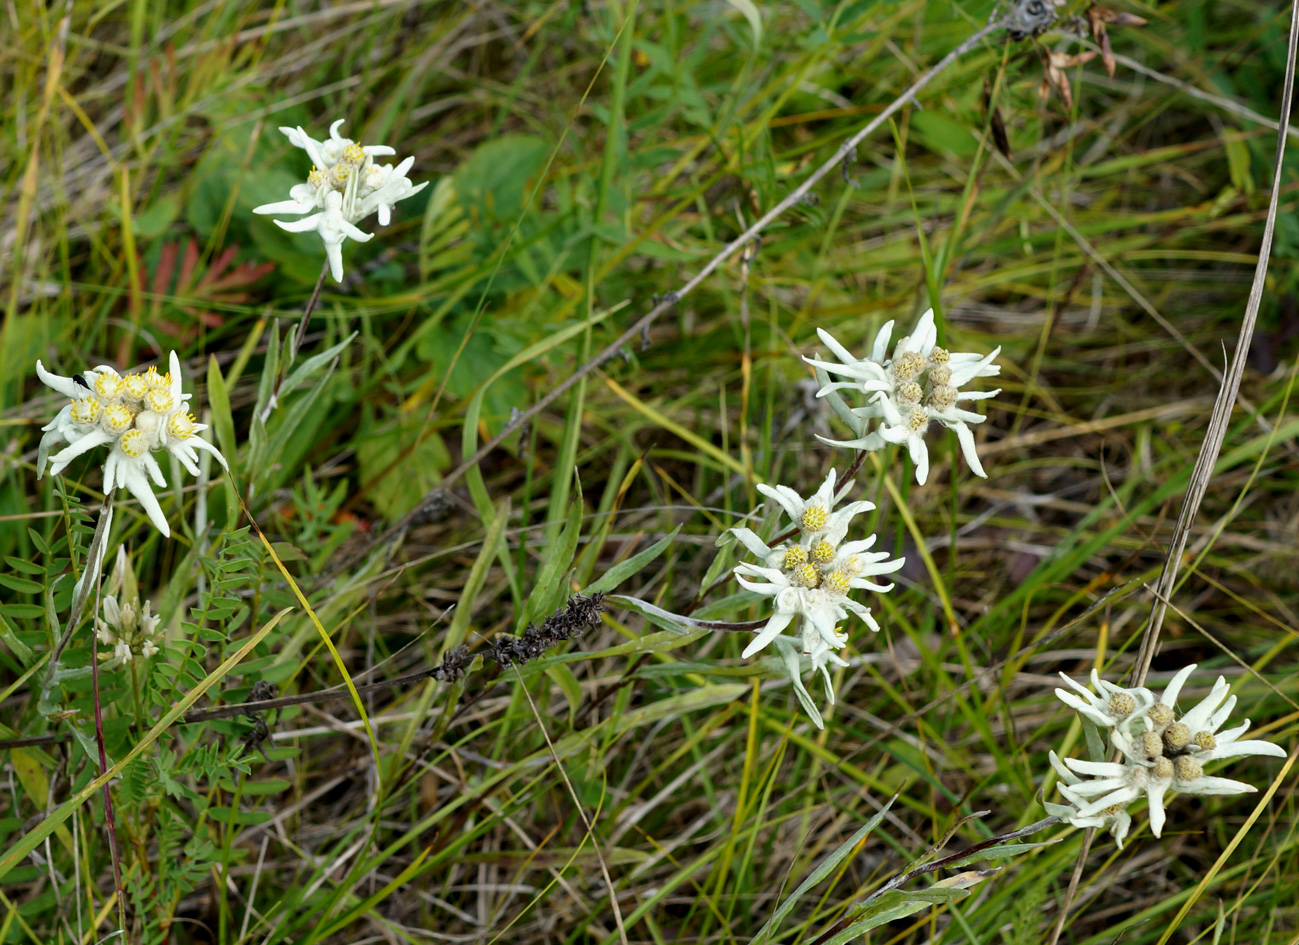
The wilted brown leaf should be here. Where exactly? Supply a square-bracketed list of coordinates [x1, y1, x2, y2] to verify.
[933, 868, 999, 890]
[1088, 5, 1149, 77]
[1040, 50, 1098, 111]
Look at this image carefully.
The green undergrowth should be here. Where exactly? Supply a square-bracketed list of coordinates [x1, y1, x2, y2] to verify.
[1, 0, 1297, 943]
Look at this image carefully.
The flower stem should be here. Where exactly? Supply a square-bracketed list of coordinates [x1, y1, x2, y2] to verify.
[257, 261, 330, 424]
[91, 627, 127, 934]
[290, 261, 330, 366]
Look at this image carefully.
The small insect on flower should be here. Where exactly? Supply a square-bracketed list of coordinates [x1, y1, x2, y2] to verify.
[253, 120, 428, 282]
[34, 352, 227, 537]
[804, 309, 1001, 485]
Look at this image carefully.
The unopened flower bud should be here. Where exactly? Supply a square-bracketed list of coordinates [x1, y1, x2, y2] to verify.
[1174, 755, 1203, 782]
[1140, 730, 1164, 760]
[1146, 703, 1175, 730]
[1108, 691, 1137, 719]
[927, 384, 957, 410]
[1152, 757, 1175, 780]
[898, 381, 923, 404]
[893, 351, 925, 382]
[1162, 722, 1191, 753]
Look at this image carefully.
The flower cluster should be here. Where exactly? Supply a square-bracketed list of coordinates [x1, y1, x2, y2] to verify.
[1046, 665, 1285, 847]
[35, 351, 227, 537]
[805, 309, 1001, 485]
[254, 120, 427, 282]
[94, 546, 162, 666]
[727, 469, 903, 726]
[96, 594, 162, 664]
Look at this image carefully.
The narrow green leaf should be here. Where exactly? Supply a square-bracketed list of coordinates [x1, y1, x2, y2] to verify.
[584, 527, 679, 596]
[941, 838, 1060, 869]
[724, 0, 763, 43]
[0, 575, 42, 594]
[446, 497, 510, 655]
[751, 795, 898, 943]
[206, 354, 239, 478]
[0, 614, 33, 663]
[546, 663, 584, 719]
[280, 332, 355, 403]
[4, 558, 44, 576]
[520, 482, 583, 633]
[0, 605, 44, 620]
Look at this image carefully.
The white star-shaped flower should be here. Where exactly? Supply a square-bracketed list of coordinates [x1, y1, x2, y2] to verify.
[1045, 750, 1133, 848]
[34, 352, 228, 537]
[755, 467, 873, 543]
[1048, 663, 1286, 844]
[1066, 729, 1257, 838]
[254, 120, 427, 282]
[1138, 667, 1287, 765]
[1054, 668, 1153, 729]
[805, 310, 1002, 484]
[725, 470, 904, 727]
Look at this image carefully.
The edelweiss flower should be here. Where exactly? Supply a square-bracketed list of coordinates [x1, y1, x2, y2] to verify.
[1045, 750, 1132, 848]
[1049, 663, 1285, 843]
[805, 309, 1001, 485]
[728, 469, 904, 726]
[254, 120, 427, 282]
[1066, 729, 1259, 838]
[1054, 668, 1153, 729]
[1133, 666, 1287, 765]
[34, 352, 228, 537]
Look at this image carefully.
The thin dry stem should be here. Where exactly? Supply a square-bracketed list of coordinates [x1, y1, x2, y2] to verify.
[378, 15, 1010, 545]
[1050, 5, 1299, 942]
[512, 665, 630, 945]
[1131, 0, 1298, 688]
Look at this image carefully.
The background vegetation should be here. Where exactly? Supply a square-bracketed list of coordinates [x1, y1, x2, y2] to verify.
[1, 0, 1297, 942]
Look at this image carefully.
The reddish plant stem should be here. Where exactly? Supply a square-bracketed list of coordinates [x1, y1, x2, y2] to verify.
[91, 632, 127, 933]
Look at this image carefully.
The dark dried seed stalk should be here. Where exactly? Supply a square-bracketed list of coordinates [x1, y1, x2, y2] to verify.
[485, 593, 605, 667]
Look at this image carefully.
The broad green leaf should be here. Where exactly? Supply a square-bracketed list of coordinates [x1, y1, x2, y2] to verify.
[355, 414, 451, 519]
